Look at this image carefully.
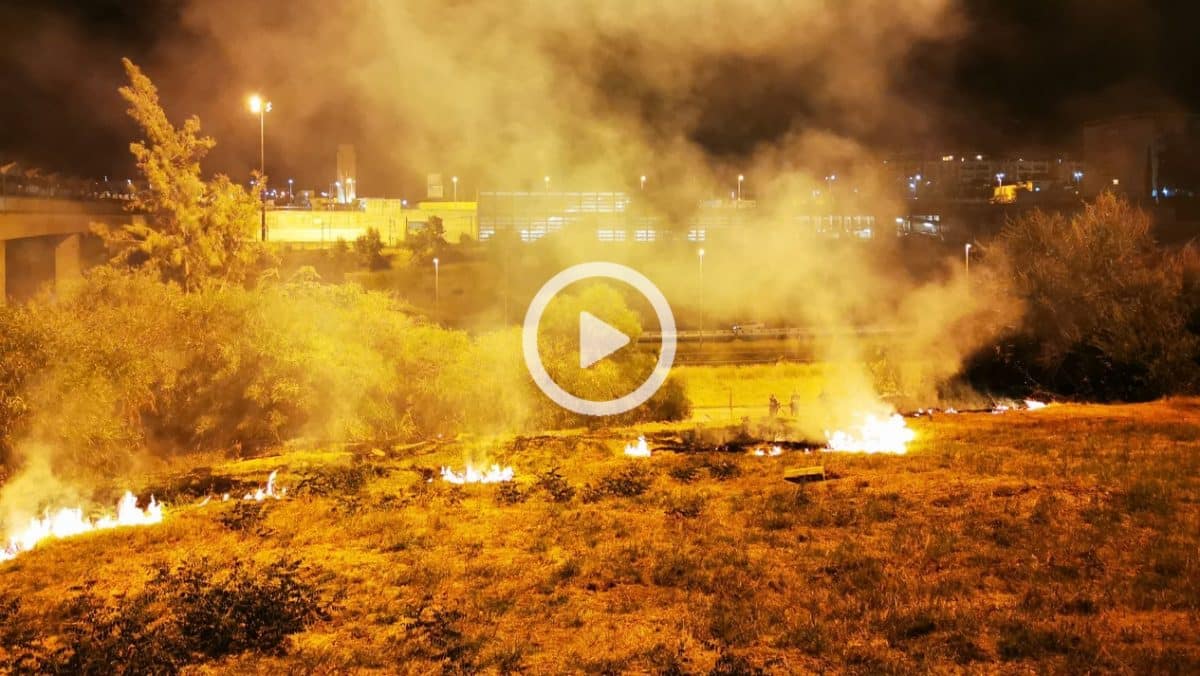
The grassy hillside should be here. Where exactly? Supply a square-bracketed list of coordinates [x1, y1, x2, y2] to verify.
[2, 400, 1199, 673]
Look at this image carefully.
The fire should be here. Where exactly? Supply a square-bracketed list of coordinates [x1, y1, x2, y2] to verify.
[1024, 399, 1048, 410]
[752, 445, 784, 457]
[1, 491, 162, 562]
[243, 470, 285, 501]
[440, 464, 514, 484]
[624, 436, 652, 457]
[825, 414, 915, 454]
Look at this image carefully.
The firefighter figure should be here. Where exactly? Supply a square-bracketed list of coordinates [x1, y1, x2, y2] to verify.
[769, 394, 780, 418]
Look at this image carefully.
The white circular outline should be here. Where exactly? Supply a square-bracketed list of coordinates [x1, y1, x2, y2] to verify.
[522, 262, 677, 417]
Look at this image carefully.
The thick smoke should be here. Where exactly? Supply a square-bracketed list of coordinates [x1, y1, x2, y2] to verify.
[163, 0, 1009, 429]
[169, 0, 961, 189]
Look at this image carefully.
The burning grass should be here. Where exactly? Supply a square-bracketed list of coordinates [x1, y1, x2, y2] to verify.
[2, 399, 1200, 672]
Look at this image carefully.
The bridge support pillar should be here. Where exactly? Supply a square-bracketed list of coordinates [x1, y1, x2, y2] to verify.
[54, 234, 81, 290]
[0, 240, 6, 305]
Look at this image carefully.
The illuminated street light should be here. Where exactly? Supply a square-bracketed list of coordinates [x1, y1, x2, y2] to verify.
[433, 257, 441, 322]
[737, 174, 745, 202]
[543, 175, 551, 191]
[640, 175, 646, 191]
[698, 248, 706, 346]
[965, 243, 973, 278]
[996, 172, 1006, 186]
[287, 178, 294, 199]
[247, 94, 272, 241]
[452, 175, 458, 201]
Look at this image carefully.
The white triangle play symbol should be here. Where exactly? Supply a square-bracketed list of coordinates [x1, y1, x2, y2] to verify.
[579, 311, 631, 369]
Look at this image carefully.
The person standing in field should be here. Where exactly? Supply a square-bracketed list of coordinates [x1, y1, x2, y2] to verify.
[769, 394, 780, 417]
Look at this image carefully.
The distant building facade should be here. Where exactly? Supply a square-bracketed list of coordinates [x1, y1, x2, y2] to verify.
[1083, 113, 1200, 200]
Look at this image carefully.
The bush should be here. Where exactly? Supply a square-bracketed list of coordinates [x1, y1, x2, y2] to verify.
[0, 556, 327, 673]
[354, 228, 388, 270]
[533, 467, 575, 503]
[0, 268, 694, 474]
[979, 193, 1200, 400]
[582, 465, 653, 502]
[164, 556, 326, 658]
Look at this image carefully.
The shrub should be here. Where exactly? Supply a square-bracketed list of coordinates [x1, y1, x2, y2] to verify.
[595, 465, 653, 499]
[494, 481, 527, 505]
[979, 193, 1200, 400]
[218, 501, 270, 532]
[534, 467, 575, 503]
[1, 556, 327, 673]
[157, 556, 327, 659]
[354, 228, 388, 270]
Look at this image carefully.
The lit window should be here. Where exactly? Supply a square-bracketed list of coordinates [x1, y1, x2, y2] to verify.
[634, 229, 657, 242]
[597, 229, 626, 242]
[686, 228, 706, 242]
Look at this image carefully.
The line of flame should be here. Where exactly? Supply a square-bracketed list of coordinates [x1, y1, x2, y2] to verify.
[1, 492, 163, 562]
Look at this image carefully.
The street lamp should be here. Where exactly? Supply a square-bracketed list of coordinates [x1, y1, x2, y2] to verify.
[964, 243, 972, 278]
[433, 257, 440, 322]
[247, 93, 272, 241]
[287, 178, 294, 199]
[737, 174, 744, 202]
[698, 248, 706, 346]
[640, 175, 646, 191]
[452, 175, 458, 201]
[543, 175, 550, 192]
[996, 172, 1005, 187]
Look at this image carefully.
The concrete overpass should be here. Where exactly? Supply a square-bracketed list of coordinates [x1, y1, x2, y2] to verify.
[0, 196, 134, 302]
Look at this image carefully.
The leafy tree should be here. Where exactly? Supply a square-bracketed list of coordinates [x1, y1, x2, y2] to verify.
[93, 59, 271, 292]
[406, 215, 446, 260]
[354, 228, 388, 270]
[982, 192, 1199, 399]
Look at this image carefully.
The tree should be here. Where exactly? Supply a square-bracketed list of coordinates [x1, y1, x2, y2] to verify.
[93, 59, 271, 292]
[354, 228, 388, 270]
[406, 215, 446, 260]
[984, 192, 1199, 399]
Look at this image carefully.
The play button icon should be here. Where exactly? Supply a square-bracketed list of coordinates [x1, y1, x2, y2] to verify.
[579, 311, 631, 369]
[523, 262, 677, 417]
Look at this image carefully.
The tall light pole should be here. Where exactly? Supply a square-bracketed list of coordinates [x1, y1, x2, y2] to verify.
[964, 243, 972, 278]
[433, 257, 440, 322]
[248, 94, 271, 241]
[698, 248, 706, 346]
[452, 175, 459, 201]
[543, 175, 551, 192]
[640, 175, 646, 191]
[737, 174, 744, 202]
[287, 178, 294, 199]
[996, 172, 1005, 187]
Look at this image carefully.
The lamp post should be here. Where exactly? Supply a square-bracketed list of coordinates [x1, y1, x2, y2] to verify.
[433, 257, 440, 322]
[247, 94, 271, 241]
[452, 175, 458, 201]
[964, 243, 972, 278]
[996, 172, 1005, 187]
[543, 175, 550, 192]
[640, 175, 646, 191]
[287, 178, 294, 200]
[737, 174, 744, 202]
[698, 248, 706, 346]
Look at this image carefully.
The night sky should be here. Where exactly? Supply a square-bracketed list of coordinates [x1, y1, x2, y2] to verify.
[1, 0, 1198, 194]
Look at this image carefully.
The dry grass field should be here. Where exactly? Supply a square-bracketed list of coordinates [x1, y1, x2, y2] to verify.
[2, 398, 1200, 673]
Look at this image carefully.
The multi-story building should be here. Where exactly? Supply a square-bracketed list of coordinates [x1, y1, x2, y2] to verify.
[1083, 113, 1200, 200]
